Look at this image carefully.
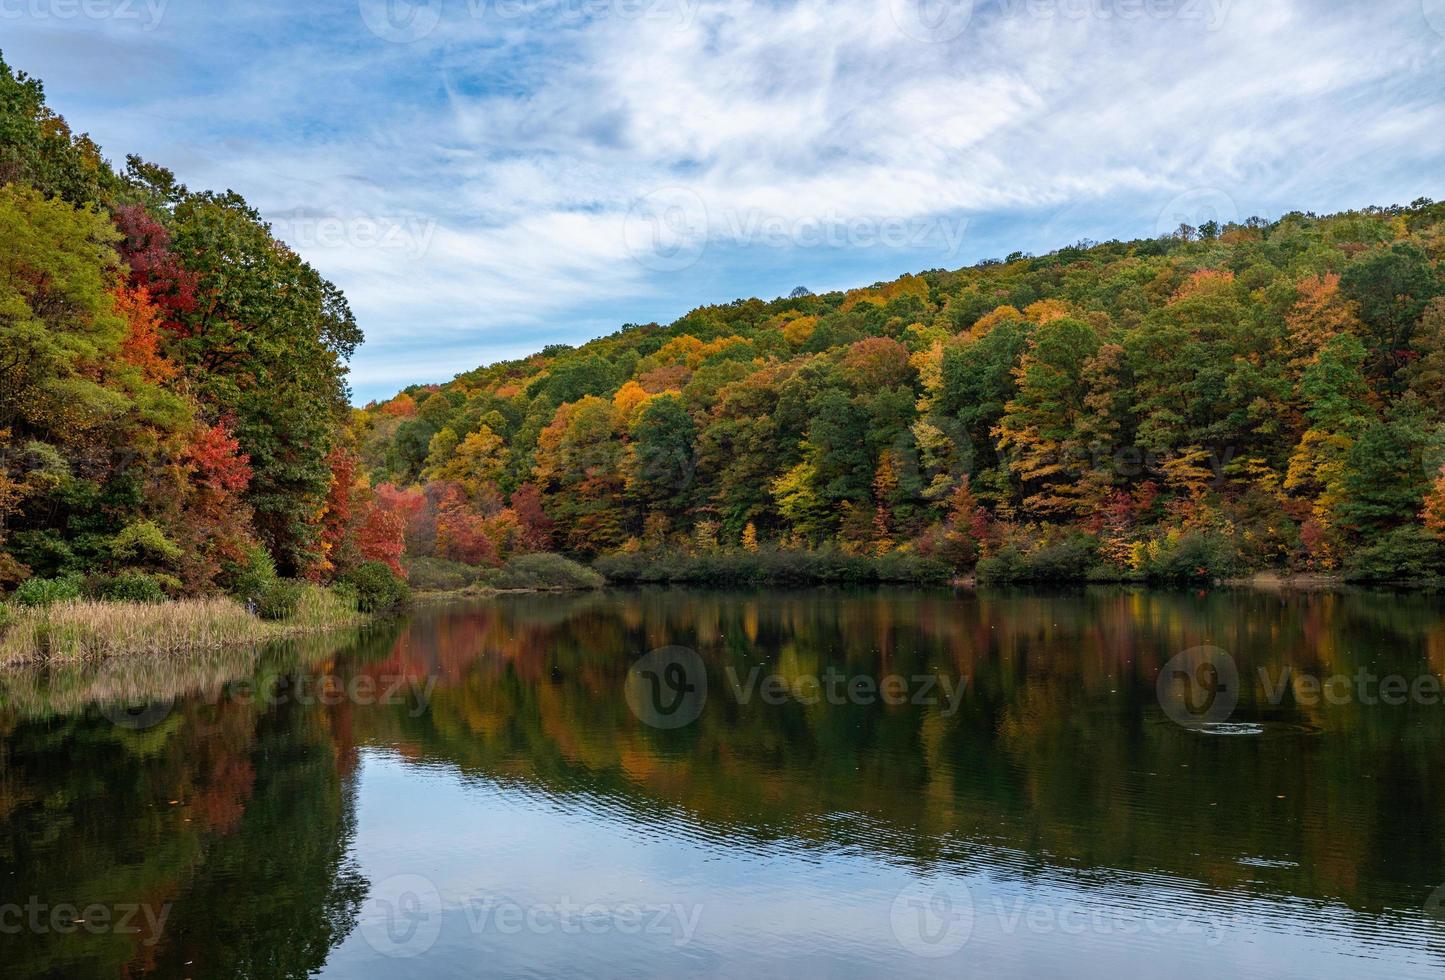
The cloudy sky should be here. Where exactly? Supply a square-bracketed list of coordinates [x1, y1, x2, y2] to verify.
[3, 0, 1443, 401]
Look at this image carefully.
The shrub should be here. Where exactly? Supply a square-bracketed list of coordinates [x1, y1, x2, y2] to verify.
[406, 556, 485, 592]
[86, 571, 167, 603]
[221, 544, 277, 602]
[593, 546, 949, 586]
[109, 521, 182, 567]
[1346, 526, 1445, 582]
[498, 553, 605, 590]
[1140, 530, 1239, 583]
[977, 535, 1097, 584]
[11, 576, 82, 608]
[340, 561, 411, 613]
[255, 579, 306, 621]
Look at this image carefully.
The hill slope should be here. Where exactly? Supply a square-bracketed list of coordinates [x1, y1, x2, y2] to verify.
[360, 202, 1445, 582]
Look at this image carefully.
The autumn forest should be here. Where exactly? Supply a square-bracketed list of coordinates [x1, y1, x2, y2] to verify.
[5, 52, 1445, 605]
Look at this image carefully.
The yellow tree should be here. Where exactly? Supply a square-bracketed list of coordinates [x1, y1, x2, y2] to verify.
[871, 450, 901, 554]
[1424, 465, 1445, 539]
[427, 424, 509, 496]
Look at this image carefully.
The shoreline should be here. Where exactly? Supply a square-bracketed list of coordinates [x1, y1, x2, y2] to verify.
[0, 586, 372, 669]
[4, 568, 1439, 668]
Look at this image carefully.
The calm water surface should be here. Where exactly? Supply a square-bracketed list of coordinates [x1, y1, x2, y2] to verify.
[4, 586, 1445, 978]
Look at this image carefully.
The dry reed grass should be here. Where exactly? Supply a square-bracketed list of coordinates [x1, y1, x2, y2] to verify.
[0, 586, 366, 666]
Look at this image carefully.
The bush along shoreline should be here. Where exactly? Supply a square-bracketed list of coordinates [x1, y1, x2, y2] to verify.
[0, 556, 412, 666]
[407, 553, 605, 595]
[0, 553, 613, 665]
[593, 546, 952, 586]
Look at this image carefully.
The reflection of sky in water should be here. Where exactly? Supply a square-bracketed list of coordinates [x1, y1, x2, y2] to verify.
[320, 750, 1444, 979]
[8, 588, 1445, 978]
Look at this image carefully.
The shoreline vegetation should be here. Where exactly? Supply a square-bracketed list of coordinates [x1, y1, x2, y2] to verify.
[0, 553, 605, 666]
[0, 586, 364, 666]
[0, 552, 1433, 668]
[5, 55, 1445, 639]
[346, 198, 1445, 592]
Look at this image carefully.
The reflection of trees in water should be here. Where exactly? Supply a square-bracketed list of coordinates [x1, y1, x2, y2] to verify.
[3, 590, 1445, 976]
[349, 587, 1445, 917]
[0, 623, 402, 978]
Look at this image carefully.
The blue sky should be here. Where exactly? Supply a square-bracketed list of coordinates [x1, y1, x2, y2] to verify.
[3, 0, 1443, 403]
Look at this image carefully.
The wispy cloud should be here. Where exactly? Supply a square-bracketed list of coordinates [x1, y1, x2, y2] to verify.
[4, 0, 1442, 400]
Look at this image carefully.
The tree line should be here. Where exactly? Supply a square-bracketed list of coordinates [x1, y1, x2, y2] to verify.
[0, 54, 403, 602]
[357, 201, 1445, 582]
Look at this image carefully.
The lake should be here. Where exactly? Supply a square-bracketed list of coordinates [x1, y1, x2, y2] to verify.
[3, 586, 1445, 978]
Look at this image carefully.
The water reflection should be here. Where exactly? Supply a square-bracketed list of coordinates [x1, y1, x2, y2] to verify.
[4, 587, 1445, 977]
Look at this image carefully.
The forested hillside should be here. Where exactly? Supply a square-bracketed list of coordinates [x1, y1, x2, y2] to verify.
[5, 51, 1443, 595]
[0, 55, 399, 601]
[357, 199, 1445, 583]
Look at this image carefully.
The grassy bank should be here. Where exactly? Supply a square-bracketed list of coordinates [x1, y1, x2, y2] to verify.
[407, 553, 605, 595]
[593, 547, 952, 586]
[0, 585, 366, 666]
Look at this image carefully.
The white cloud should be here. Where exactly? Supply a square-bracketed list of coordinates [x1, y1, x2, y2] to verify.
[2, 0, 1442, 399]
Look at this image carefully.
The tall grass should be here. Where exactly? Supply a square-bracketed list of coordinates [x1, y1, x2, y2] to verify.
[0, 585, 366, 666]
